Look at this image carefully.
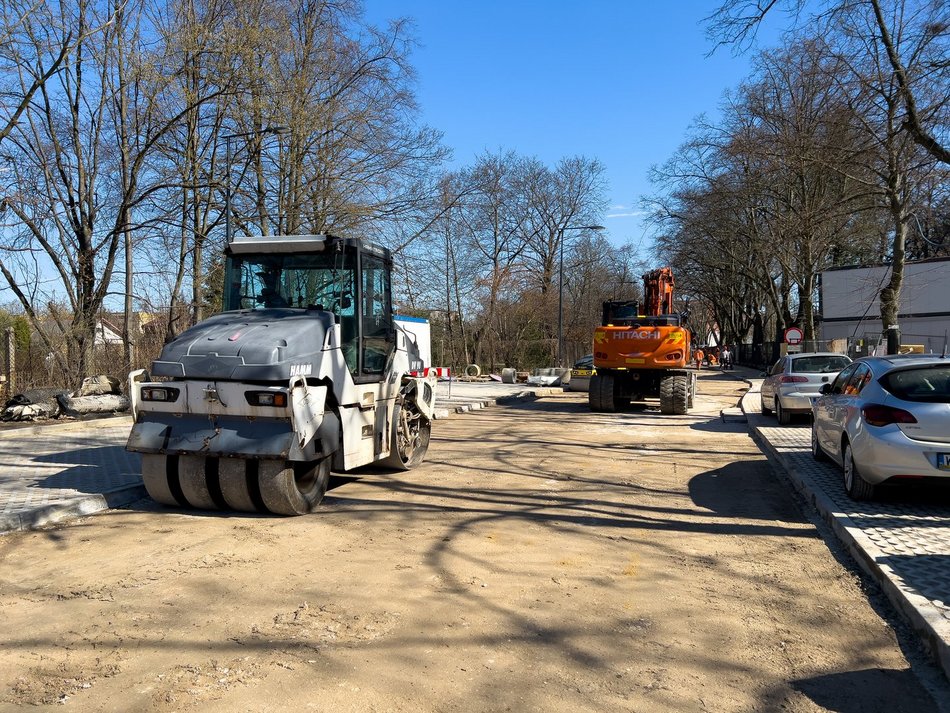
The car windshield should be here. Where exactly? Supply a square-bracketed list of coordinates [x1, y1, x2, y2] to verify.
[790, 355, 851, 374]
[881, 365, 950, 403]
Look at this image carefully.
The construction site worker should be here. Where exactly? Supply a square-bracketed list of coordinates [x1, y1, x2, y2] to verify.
[694, 347, 705, 370]
[721, 346, 734, 370]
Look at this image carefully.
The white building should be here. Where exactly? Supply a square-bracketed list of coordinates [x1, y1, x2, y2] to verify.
[819, 256, 950, 355]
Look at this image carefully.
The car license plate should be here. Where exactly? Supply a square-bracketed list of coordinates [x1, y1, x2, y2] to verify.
[573, 369, 594, 377]
[939, 453, 950, 471]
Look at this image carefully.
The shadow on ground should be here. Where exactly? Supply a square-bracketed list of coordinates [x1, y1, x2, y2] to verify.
[791, 667, 940, 712]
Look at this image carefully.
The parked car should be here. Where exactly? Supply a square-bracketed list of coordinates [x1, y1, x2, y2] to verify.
[572, 353, 594, 373]
[811, 354, 950, 500]
[567, 354, 595, 392]
[761, 352, 853, 424]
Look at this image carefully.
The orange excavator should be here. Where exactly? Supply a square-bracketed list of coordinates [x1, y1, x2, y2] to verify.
[588, 267, 696, 414]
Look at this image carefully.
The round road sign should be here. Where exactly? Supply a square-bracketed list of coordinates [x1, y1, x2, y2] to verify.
[784, 327, 804, 345]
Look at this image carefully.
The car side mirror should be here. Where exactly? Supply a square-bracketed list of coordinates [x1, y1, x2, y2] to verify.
[819, 383, 832, 395]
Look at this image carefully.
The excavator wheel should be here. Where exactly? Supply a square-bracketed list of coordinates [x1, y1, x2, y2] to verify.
[380, 401, 431, 471]
[258, 458, 331, 515]
[673, 375, 690, 414]
[589, 374, 617, 412]
[587, 376, 600, 411]
[659, 375, 689, 415]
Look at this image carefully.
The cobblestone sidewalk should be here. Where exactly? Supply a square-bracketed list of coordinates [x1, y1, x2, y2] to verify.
[735, 368, 950, 680]
[0, 417, 143, 532]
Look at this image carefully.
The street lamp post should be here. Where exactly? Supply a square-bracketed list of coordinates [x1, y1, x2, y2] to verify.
[557, 224, 605, 367]
[223, 126, 287, 243]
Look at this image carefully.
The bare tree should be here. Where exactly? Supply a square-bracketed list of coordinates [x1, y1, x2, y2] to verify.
[0, 0, 224, 383]
[647, 38, 881, 351]
[0, 1, 73, 148]
[707, 0, 950, 165]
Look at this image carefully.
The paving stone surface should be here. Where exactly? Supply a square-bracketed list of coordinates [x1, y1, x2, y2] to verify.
[736, 366, 950, 677]
[758, 423, 950, 621]
[0, 386, 550, 530]
[0, 418, 142, 530]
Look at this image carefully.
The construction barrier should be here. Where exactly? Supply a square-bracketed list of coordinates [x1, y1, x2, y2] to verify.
[409, 367, 451, 378]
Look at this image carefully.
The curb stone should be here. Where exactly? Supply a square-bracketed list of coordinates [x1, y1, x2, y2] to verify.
[434, 387, 562, 418]
[0, 484, 147, 534]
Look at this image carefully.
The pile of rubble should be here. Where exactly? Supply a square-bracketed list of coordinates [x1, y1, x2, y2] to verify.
[2, 375, 130, 422]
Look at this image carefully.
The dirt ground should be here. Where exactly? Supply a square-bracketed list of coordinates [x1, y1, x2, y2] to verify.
[1, 371, 948, 712]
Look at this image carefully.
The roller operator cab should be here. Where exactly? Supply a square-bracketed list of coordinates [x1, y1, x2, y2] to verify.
[126, 234, 437, 515]
[588, 267, 696, 414]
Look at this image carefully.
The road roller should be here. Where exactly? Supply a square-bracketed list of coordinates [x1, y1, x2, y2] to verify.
[126, 234, 436, 515]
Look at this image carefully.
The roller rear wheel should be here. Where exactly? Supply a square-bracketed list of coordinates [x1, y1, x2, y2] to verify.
[178, 455, 218, 510]
[380, 403, 431, 470]
[218, 458, 260, 512]
[141, 454, 330, 515]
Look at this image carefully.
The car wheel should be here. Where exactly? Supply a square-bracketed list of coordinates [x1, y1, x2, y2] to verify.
[776, 398, 791, 425]
[760, 393, 772, 415]
[843, 441, 876, 501]
[810, 424, 827, 461]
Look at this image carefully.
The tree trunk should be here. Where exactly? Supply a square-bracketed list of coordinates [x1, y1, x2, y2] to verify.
[880, 186, 909, 351]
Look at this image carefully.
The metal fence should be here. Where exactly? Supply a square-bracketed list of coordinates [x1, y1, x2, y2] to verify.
[737, 340, 844, 371]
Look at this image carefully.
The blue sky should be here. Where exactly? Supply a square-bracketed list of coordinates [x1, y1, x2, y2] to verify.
[363, 1, 786, 255]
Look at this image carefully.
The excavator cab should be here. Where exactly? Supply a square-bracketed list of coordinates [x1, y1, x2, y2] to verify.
[601, 300, 683, 328]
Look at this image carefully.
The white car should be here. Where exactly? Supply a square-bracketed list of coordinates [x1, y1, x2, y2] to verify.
[761, 352, 852, 424]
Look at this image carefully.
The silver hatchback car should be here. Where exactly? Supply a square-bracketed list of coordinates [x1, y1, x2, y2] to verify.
[761, 352, 853, 424]
[811, 354, 950, 500]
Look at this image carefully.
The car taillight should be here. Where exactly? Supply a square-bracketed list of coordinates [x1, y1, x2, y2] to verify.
[245, 391, 288, 407]
[861, 404, 918, 427]
[779, 376, 808, 383]
[141, 386, 180, 402]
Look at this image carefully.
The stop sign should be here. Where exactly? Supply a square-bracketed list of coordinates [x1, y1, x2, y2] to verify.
[784, 327, 804, 345]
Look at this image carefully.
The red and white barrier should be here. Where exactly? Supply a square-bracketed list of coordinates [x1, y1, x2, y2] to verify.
[409, 367, 451, 378]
